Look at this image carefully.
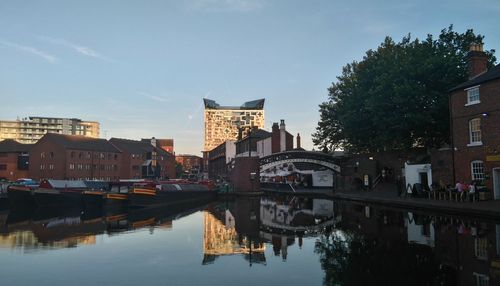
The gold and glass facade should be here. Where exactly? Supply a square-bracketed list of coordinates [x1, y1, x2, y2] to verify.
[203, 99, 265, 151]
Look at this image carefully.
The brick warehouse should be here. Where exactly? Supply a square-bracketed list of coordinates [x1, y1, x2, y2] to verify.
[29, 133, 122, 180]
[450, 44, 500, 198]
[0, 139, 32, 181]
[110, 137, 176, 180]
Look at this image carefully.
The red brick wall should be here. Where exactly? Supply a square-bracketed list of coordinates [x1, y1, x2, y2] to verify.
[451, 78, 500, 189]
[230, 157, 260, 192]
[0, 153, 29, 181]
[29, 138, 122, 180]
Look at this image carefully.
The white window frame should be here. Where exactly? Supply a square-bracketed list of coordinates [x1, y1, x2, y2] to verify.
[465, 86, 480, 106]
[468, 118, 482, 146]
[471, 160, 485, 181]
[473, 272, 489, 286]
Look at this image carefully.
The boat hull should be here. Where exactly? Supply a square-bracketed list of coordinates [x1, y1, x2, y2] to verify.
[34, 189, 84, 208]
[7, 186, 36, 208]
[128, 187, 216, 207]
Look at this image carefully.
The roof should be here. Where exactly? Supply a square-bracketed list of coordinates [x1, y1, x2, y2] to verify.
[110, 138, 154, 154]
[237, 129, 272, 143]
[140, 139, 174, 157]
[41, 133, 120, 153]
[0, 139, 33, 153]
[203, 98, 265, 110]
[450, 64, 500, 92]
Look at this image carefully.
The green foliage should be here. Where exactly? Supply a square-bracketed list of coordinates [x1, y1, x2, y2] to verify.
[313, 26, 496, 152]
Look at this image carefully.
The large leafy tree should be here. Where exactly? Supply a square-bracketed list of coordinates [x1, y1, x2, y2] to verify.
[313, 26, 496, 152]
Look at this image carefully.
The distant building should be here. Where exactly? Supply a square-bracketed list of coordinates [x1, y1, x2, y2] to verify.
[0, 139, 32, 181]
[0, 116, 99, 144]
[450, 44, 500, 198]
[176, 155, 203, 171]
[155, 138, 174, 154]
[203, 98, 265, 152]
[110, 138, 175, 180]
[29, 133, 121, 181]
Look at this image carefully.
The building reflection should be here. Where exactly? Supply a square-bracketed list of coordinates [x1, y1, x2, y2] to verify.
[203, 198, 266, 266]
[324, 201, 500, 285]
[0, 200, 208, 252]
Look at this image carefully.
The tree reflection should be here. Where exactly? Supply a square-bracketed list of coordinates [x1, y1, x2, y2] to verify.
[315, 227, 449, 286]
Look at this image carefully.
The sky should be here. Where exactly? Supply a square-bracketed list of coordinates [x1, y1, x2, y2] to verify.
[1, 0, 499, 155]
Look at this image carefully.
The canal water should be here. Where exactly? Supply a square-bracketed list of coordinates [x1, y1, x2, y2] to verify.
[1, 196, 499, 286]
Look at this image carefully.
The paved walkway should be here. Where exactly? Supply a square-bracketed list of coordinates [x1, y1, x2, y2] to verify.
[333, 182, 500, 220]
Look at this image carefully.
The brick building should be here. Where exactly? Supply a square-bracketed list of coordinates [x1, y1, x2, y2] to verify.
[141, 138, 176, 179]
[0, 139, 32, 181]
[207, 141, 235, 181]
[109, 138, 175, 180]
[450, 44, 500, 198]
[256, 120, 294, 157]
[176, 155, 203, 172]
[29, 133, 122, 180]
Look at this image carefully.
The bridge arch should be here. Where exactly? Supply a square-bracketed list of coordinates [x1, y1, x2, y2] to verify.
[259, 151, 341, 173]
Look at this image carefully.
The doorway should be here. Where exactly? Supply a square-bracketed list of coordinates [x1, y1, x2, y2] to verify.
[419, 172, 429, 189]
[493, 168, 500, 200]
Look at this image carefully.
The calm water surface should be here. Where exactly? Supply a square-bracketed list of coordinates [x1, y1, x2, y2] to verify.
[1, 196, 499, 286]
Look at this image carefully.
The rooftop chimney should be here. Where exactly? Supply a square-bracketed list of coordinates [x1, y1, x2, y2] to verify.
[467, 43, 488, 79]
[272, 122, 279, 133]
[296, 133, 301, 149]
[279, 119, 285, 131]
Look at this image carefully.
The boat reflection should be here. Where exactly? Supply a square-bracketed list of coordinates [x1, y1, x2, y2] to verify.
[0, 200, 211, 252]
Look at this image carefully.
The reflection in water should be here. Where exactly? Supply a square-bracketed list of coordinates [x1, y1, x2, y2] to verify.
[2, 196, 500, 285]
[0, 200, 209, 252]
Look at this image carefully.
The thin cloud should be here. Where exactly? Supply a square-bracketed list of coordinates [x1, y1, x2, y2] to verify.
[39, 36, 114, 62]
[0, 40, 58, 63]
[138, 91, 170, 102]
[189, 0, 267, 12]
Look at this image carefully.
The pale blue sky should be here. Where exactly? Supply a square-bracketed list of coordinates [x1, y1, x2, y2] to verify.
[1, 0, 499, 155]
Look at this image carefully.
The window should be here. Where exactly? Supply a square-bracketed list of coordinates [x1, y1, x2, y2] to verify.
[40, 164, 45, 170]
[473, 272, 489, 286]
[466, 86, 480, 105]
[69, 163, 75, 170]
[469, 118, 482, 145]
[70, 151, 75, 158]
[49, 152, 54, 158]
[471, 161, 485, 181]
[40, 152, 45, 159]
[86, 152, 91, 159]
[49, 164, 54, 170]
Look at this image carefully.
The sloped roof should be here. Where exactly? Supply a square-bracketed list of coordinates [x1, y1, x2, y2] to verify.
[41, 133, 120, 153]
[203, 98, 265, 110]
[237, 129, 272, 143]
[110, 138, 153, 154]
[450, 64, 500, 92]
[0, 139, 33, 153]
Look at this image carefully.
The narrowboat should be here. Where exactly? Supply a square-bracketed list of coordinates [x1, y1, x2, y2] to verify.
[34, 179, 88, 208]
[128, 180, 217, 207]
[7, 179, 39, 208]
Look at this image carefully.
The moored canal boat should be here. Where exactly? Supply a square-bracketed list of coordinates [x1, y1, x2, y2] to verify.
[34, 179, 88, 208]
[128, 180, 216, 207]
[7, 179, 39, 208]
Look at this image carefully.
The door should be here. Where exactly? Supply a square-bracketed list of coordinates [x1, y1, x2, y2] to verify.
[419, 172, 429, 189]
[493, 168, 500, 200]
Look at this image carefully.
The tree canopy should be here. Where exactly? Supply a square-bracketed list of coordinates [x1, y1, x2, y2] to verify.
[313, 26, 496, 152]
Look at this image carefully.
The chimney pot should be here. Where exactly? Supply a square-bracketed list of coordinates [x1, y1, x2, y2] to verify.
[467, 43, 488, 79]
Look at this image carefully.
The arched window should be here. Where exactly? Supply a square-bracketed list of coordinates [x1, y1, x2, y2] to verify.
[469, 118, 482, 145]
[70, 151, 75, 158]
[79, 152, 83, 159]
[471, 160, 485, 181]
